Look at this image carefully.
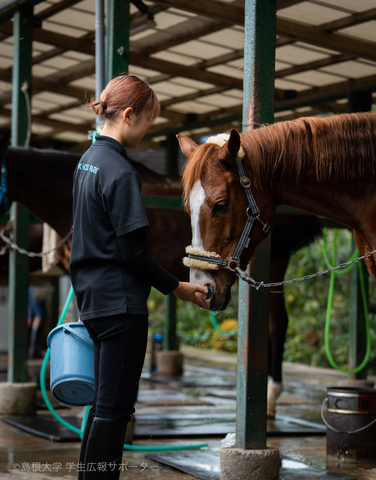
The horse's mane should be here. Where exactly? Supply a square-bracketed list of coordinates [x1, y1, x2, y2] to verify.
[242, 112, 376, 188]
[182, 112, 376, 197]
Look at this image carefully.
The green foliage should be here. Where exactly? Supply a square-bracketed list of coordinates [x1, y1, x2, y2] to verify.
[147, 229, 376, 375]
[208, 319, 238, 352]
[147, 283, 239, 349]
[284, 229, 376, 374]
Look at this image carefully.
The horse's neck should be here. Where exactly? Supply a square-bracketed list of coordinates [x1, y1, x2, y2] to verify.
[6, 148, 77, 236]
[129, 161, 182, 196]
[272, 177, 374, 232]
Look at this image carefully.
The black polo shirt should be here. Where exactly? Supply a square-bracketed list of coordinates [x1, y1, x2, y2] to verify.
[70, 135, 151, 320]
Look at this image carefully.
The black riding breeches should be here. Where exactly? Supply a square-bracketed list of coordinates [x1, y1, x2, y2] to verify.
[83, 314, 148, 421]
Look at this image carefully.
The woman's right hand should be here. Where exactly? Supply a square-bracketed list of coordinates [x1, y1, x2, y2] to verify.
[173, 282, 208, 309]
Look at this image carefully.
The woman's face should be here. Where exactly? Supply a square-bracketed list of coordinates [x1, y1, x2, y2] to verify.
[124, 107, 155, 149]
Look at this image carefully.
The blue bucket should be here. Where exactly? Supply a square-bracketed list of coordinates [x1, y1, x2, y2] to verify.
[47, 322, 95, 406]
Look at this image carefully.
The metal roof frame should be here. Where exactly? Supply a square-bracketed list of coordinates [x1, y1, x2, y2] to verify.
[0, 0, 375, 152]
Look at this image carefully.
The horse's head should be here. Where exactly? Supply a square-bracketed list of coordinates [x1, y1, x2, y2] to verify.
[178, 129, 276, 311]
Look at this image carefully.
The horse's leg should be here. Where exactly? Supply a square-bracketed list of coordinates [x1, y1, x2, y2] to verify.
[267, 253, 290, 419]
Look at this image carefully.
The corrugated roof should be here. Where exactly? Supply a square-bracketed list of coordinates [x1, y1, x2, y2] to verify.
[0, 0, 375, 153]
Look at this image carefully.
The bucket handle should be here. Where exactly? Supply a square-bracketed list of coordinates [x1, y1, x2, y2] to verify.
[63, 324, 93, 350]
[321, 398, 376, 434]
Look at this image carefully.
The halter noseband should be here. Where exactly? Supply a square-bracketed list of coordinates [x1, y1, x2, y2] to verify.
[183, 146, 271, 285]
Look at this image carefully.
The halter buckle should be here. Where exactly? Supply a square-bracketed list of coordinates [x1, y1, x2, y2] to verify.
[226, 257, 240, 272]
[240, 176, 251, 188]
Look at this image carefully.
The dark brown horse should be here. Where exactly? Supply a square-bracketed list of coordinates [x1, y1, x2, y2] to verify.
[178, 112, 376, 312]
[0, 134, 191, 280]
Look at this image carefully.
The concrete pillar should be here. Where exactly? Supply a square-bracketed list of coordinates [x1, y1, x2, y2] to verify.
[156, 350, 183, 375]
[0, 382, 36, 415]
[221, 447, 280, 480]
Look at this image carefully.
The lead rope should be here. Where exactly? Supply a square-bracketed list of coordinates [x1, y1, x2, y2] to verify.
[237, 247, 376, 289]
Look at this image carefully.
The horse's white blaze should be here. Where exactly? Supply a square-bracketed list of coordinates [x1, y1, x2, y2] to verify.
[189, 180, 205, 250]
[189, 180, 215, 296]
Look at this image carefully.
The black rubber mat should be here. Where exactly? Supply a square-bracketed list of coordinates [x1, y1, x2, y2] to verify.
[134, 412, 326, 439]
[141, 374, 236, 388]
[141, 372, 236, 388]
[2, 412, 325, 442]
[136, 389, 213, 406]
[147, 451, 357, 480]
[148, 450, 221, 480]
[2, 415, 82, 442]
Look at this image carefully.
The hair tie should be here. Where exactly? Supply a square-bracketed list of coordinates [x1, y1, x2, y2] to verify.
[99, 100, 107, 111]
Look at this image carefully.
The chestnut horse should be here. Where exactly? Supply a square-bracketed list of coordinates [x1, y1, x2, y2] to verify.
[178, 112, 376, 414]
[178, 112, 376, 312]
[0, 132, 319, 417]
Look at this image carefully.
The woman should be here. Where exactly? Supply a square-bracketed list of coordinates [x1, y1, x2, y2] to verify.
[70, 74, 207, 480]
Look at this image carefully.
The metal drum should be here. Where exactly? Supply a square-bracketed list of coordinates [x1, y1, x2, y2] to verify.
[323, 387, 376, 464]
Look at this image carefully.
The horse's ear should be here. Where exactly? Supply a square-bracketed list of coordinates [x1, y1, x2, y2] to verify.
[219, 129, 241, 166]
[176, 134, 198, 158]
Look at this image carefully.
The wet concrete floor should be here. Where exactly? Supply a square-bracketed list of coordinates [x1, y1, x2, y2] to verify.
[1, 349, 376, 479]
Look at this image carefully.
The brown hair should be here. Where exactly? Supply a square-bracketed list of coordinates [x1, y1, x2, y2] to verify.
[91, 74, 160, 121]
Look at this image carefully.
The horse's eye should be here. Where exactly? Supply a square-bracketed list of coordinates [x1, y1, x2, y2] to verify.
[214, 201, 228, 213]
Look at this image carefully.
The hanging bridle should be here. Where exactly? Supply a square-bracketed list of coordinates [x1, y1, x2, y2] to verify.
[184, 153, 271, 284]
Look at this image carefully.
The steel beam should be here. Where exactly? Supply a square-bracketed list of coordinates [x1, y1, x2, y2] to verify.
[163, 294, 178, 351]
[0, 0, 42, 25]
[163, 133, 180, 351]
[236, 0, 276, 450]
[106, 0, 130, 81]
[8, 5, 33, 382]
[347, 90, 372, 380]
[349, 255, 368, 379]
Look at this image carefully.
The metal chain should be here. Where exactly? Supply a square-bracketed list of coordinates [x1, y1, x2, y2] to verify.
[237, 248, 376, 289]
[0, 226, 73, 258]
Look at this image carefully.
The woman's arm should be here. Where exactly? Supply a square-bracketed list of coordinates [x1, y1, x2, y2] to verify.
[118, 228, 208, 308]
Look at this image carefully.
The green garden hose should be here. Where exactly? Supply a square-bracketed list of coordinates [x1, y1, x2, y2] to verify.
[210, 311, 238, 336]
[323, 228, 371, 374]
[39, 285, 82, 436]
[40, 284, 208, 450]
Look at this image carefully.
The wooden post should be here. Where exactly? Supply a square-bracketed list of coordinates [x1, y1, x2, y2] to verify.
[236, 0, 276, 450]
[8, 5, 33, 382]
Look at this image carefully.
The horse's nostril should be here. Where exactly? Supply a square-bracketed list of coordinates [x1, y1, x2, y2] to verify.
[206, 288, 214, 301]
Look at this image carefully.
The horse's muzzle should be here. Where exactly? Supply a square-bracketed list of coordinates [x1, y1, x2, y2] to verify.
[206, 287, 214, 301]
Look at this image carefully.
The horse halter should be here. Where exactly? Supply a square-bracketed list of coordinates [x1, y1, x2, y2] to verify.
[183, 146, 271, 285]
